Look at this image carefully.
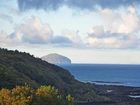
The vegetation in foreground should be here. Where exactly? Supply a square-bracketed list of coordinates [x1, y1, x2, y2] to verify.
[0, 85, 74, 105]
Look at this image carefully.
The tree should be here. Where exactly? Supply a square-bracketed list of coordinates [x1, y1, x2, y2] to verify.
[0, 86, 33, 105]
[11, 86, 33, 105]
[35, 85, 63, 105]
[66, 94, 74, 105]
[0, 88, 12, 105]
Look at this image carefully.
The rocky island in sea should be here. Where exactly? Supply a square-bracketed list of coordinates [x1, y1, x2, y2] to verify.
[41, 53, 71, 65]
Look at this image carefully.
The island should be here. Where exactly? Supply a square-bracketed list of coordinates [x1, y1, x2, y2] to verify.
[41, 53, 71, 65]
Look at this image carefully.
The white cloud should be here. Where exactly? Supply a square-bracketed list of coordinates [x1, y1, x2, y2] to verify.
[88, 26, 105, 38]
[0, 31, 16, 46]
[86, 26, 139, 49]
[12, 16, 53, 44]
[0, 16, 82, 47]
[118, 8, 140, 34]
[62, 30, 83, 46]
[0, 31, 8, 44]
[0, 13, 13, 23]
[86, 6, 140, 49]
[99, 6, 140, 34]
[1, 6, 140, 50]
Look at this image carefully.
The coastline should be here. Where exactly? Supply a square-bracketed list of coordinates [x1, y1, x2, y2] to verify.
[77, 84, 140, 105]
[61, 64, 140, 88]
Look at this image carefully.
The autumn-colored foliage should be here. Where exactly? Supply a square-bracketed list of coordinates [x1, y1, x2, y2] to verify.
[0, 85, 74, 105]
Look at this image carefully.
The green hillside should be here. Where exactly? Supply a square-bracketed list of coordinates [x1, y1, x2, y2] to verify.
[0, 48, 108, 102]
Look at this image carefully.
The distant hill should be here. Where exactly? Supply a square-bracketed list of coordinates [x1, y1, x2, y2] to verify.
[0, 48, 108, 102]
[41, 53, 71, 65]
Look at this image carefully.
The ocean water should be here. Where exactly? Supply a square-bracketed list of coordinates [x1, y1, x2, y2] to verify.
[60, 64, 140, 87]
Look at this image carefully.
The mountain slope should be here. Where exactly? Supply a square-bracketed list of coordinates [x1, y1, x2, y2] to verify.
[0, 48, 108, 102]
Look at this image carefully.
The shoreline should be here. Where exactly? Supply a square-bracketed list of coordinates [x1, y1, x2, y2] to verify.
[77, 84, 140, 105]
[91, 81, 140, 88]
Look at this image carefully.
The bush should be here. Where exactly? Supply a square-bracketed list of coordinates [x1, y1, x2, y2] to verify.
[66, 94, 74, 105]
[35, 86, 63, 105]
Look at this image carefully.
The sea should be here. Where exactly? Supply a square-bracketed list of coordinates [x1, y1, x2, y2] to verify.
[60, 64, 140, 87]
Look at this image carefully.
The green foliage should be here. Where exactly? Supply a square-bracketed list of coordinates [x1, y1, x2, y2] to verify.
[0, 85, 74, 105]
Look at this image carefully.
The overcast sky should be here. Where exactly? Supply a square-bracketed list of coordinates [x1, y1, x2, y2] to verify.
[0, 0, 140, 64]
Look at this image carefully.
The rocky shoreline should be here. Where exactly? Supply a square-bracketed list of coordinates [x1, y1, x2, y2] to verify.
[77, 84, 140, 105]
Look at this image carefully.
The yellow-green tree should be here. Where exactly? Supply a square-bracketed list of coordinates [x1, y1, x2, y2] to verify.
[66, 94, 74, 105]
[0, 85, 74, 105]
[11, 86, 33, 105]
[0, 88, 12, 105]
[35, 86, 63, 105]
[0, 86, 33, 105]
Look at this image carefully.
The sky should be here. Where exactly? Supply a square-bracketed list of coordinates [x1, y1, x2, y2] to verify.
[0, 0, 140, 64]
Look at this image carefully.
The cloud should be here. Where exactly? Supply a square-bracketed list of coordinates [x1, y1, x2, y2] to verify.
[51, 36, 72, 44]
[0, 31, 16, 46]
[85, 6, 140, 49]
[17, 0, 140, 11]
[66, 0, 139, 9]
[88, 26, 105, 38]
[99, 6, 140, 34]
[62, 30, 84, 47]
[1, 5, 140, 49]
[5, 13, 140, 49]
[0, 31, 8, 44]
[11, 16, 53, 44]
[2, 16, 78, 47]
[9, 7, 21, 16]
[86, 6, 140, 49]
[86, 26, 139, 49]
[0, 13, 13, 23]
[18, 0, 64, 11]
